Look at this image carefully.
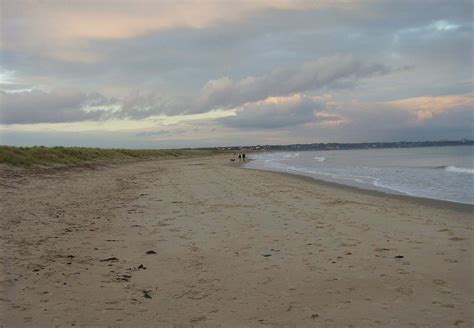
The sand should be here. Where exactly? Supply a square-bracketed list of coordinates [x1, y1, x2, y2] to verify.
[0, 156, 472, 327]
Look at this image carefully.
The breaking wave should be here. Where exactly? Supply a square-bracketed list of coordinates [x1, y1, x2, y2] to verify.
[444, 166, 474, 174]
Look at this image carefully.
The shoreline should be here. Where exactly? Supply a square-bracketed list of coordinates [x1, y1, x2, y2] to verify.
[241, 165, 474, 214]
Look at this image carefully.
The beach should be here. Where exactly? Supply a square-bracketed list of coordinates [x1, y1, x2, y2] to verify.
[0, 156, 472, 327]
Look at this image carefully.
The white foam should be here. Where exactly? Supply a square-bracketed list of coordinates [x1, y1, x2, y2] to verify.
[313, 156, 326, 162]
[445, 166, 474, 174]
[283, 153, 300, 158]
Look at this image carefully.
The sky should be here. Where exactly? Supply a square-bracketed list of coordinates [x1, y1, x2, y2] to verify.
[0, 0, 472, 148]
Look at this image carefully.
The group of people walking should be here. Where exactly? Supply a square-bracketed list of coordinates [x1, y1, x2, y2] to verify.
[230, 153, 246, 162]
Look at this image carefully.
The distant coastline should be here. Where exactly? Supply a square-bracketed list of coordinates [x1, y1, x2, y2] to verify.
[204, 139, 474, 152]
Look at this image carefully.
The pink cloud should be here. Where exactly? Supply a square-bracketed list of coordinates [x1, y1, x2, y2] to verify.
[387, 93, 474, 122]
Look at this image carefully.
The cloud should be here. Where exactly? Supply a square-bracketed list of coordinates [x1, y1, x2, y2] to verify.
[0, 55, 393, 124]
[2, 1, 469, 102]
[198, 55, 390, 112]
[1, 1, 360, 62]
[119, 90, 183, 118]
[218, 91, 471, 133]
[0, 56, 400, 128]
[0, 88, 187, 124]
[219, 94, 328, 129]
[386, 93, 474, 122]
[0, 90, 119, 124]
[0, 88, 228, 124]
[305, 93, 474, 140]
[281, 92, 473, 142]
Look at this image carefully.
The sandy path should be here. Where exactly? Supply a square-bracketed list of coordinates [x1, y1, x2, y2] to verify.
[0, 157, 472, 327]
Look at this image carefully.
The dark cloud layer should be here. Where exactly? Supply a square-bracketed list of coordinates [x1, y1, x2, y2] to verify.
[0, 89, 185, 124]
[219, 95, 326, 129]
[1, 55, 393, 124]
[0, 90, 118, 124]
[198, 55, 390, 111]
[120, 91, 182, 118]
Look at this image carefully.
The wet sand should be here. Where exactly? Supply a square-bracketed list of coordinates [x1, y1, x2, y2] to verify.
[0, 156, 472, 327]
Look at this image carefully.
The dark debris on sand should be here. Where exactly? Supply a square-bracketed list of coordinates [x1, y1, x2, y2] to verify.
[100, 257, 119, 262]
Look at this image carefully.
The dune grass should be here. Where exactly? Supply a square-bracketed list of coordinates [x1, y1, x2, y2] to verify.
[0, 146, 219, 168]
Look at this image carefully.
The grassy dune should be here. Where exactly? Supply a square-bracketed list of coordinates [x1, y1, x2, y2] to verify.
[0, 146, 219, 168]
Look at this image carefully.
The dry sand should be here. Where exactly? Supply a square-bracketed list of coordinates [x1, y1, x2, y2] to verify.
[0, 156, 472, 327]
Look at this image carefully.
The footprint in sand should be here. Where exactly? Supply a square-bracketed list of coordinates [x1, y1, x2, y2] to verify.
[444, 259, 458, 263]
[395, 287, 413, 295]
[433, 279, 446, 286]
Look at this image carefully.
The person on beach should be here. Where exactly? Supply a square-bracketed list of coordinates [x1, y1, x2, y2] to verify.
[242, 153, 246, 161]
[238, 154, 241, 161]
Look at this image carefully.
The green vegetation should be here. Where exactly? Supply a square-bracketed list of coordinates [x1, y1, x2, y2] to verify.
[0, 146, 219, 168]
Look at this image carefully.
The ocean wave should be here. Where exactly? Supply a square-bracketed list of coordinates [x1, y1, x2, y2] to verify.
[283, 153, 300, 158]
[445, 166, 474, 174]
[313, 156, 326, 162]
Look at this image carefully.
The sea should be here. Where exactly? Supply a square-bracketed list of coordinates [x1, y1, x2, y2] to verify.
[244, 145, 474, 205]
